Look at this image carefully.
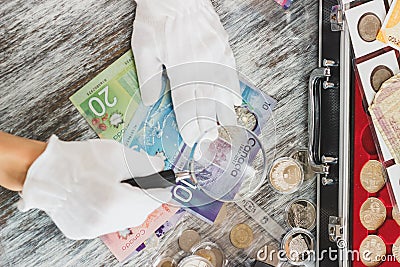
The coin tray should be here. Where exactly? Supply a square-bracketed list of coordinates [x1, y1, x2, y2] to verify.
[352, 74, 400, 266]
[345, 0, 389, 58]
[353, 48, 400, 207]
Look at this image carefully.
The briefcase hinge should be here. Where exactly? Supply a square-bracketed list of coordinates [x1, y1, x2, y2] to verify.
[330, 5, 343, 32]
[328, 216, 343, 242]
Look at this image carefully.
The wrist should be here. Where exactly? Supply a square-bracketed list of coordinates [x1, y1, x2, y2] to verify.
[0, 132, 46, 191]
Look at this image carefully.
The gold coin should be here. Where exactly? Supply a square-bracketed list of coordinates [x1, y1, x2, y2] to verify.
[230, 223, 254, 249]
[195, 249, 217, 266]
[360, 160, 386, 193]
[360, 197, 386, 230]
[213, 203, 228, 226]
[393, 236, 400, 263]
[359, 235, 386, 267]
[358, 13, 381, 42]
[393, 205, 400, 227]
[157, 258, 176, 267]
[178, 230, 201, 252]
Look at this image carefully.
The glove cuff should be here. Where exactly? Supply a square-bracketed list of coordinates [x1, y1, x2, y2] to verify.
[135, 0, 214, 23]
[17, 135, 72, 213]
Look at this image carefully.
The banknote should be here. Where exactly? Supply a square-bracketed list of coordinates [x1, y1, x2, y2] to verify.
[377, 0, 400, 50]
[70, 51, 141, 142]
[124, 77, 277, 222]
[369, 73, 400, 164]
[100, 204, 182, 262]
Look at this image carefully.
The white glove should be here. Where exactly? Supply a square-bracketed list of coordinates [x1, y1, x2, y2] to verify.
[17, 135, 172, 240]
[132, 0, 242, 147]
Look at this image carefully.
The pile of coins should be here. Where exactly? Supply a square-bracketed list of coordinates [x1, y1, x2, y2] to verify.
[155, 221, 259, 267]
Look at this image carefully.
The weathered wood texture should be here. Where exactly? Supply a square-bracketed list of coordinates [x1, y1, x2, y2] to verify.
[0, 0, 318, 266]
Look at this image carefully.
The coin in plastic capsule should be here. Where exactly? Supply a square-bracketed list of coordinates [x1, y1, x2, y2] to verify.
[178, 255, 213, 267]
[286, 199, 316, 230]
[179, 229, 201, 252]
[269, 157, 304, 194]
[281, 228, 315, 265]
[156, 257, 177, 267]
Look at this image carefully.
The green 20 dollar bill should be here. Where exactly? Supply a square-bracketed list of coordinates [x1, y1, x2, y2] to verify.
[70, 51, 141, 141]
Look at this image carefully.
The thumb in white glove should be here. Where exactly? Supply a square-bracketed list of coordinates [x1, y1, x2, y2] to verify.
[18, 135, 172, 240]
[132, 0, 242, 147]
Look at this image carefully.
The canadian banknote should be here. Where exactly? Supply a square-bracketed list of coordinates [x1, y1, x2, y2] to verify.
[70, 52, 141, 142]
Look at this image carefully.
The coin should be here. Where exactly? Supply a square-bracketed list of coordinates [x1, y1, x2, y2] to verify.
[235, 106, 258, 131]
[358, 13, 381, 42]
[393, 236, 400, 263]
[393, 205, 400, 226]
[360, 197, 386, 230]
[195, 249, 217, 266]
[157, 258, 176, 267]
[282, 229, 314, 264]
[286, 199, 316, 230]
[213, 203, 228, 226]
[370, 65, 394, 92]
[179, 230, 201, 252]
[269, 157, 304, 194]
[178, 255, 213, 267]
[230, 223, 254, 249]
[210, 248, 224, 267]
[360, 160, 386, 193]
[359, 235, 386, 267]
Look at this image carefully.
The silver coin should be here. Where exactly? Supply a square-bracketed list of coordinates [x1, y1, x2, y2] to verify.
[286, 199, 316, 230]
[370, 65, 394, 92]
[235, 106, 258, 131]
[358, 13, 381, 42]
[179, 230, 201, 252]
[282, 229, 314, 264]
[269, 157, 304, 194]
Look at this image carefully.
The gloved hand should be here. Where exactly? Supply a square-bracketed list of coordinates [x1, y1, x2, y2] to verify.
[132, 0, 242, 147]
[17, 135, 172, 240]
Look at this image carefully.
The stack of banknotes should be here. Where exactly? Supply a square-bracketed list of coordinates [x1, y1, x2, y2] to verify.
[70, 50, 276, 262]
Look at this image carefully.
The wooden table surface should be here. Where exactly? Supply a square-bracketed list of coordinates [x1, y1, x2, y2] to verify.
[0, 0, 319, 266]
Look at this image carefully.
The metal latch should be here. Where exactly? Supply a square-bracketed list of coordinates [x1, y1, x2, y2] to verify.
[330, 5, 343, 32]
[328, 216, 343, 242]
